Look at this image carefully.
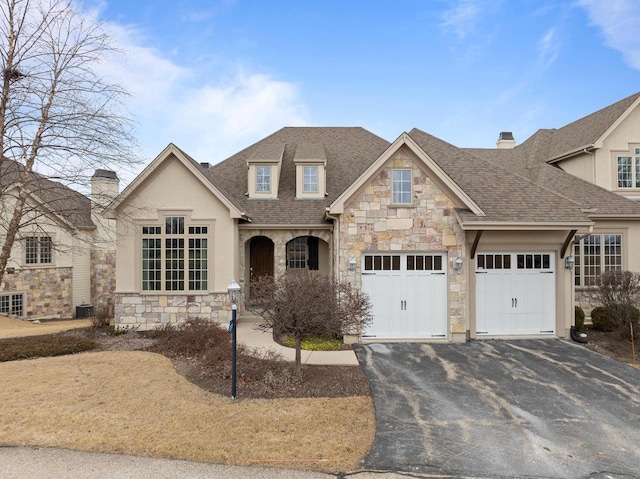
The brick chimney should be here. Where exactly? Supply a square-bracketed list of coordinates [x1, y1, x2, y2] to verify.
[497, 132, 516, 149]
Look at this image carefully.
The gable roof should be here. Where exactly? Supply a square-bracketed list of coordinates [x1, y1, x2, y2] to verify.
[0, 159, 94, 229]
[408, 129, 594, 228]
[208, 127, 391, 225]
[105, 143, 246, 219]
[329, 132, 484, 216]
[514, 92, 640, 165]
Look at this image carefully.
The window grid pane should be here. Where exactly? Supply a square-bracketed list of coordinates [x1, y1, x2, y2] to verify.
[25, 237, 38, 264]
[636, 157, 640, 188]
[287, 237, 306, 269]
[604, 234, 622, 271]
[40, 237, 52, 264]
[392, 170, 411, 204]
[165, 238, 184, 291]
[189, 238, 208, 290]
[142, 238, 161, 291]
[618, 157, 632, 188]
[303, 166, 318, 192]
[583, 235, 601, 286]
[574, 237, 581, 286]
[0, 293, 24, 316]
[256, 166, 271, 192]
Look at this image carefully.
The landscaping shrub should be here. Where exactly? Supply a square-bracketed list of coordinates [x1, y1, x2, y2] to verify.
[91, 303, 113, 328]
[0, 335, 96, 362]
[575, 306, 585, 331]
[613, 304, 640, 339]
[591, 307, 617, 332]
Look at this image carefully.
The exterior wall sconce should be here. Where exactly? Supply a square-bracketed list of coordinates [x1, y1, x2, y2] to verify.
[6, 267, 15, 274]
[349, 257, 357, 271]
[454, 257, 463, 272]
[565, 255, 575, 271]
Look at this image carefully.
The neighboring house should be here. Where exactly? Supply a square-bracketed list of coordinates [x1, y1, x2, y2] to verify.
[107, 92, 640, 342]
[0, 162, 119, 320]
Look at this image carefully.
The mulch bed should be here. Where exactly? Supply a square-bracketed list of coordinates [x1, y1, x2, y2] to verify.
[583, 326, 639, 367]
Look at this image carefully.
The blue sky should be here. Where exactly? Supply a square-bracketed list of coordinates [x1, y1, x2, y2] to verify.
[87, 0, 640, 178]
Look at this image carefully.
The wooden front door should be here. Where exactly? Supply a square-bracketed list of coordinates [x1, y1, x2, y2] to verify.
[249, 236, 274, 297]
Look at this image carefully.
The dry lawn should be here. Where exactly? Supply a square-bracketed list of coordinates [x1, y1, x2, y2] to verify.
[0, 317, 91, 339]
[0, 351, 375, 472]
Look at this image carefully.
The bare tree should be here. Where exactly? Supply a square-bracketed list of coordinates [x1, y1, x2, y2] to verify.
[250, 270, 372, 378]
[597, 270, 640, 339]
[0, 0, 137, 283]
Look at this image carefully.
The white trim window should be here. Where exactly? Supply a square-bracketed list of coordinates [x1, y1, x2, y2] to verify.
[392, 169, 411, 204]
[303, 166, 318, 193]
[287, 237, 307, 269]
[0, 292, 24, 316]
[574, 234, 622, 287]
[617, 149, 640, 188]
[141, 217, 209, 292]
[25, 236, 52, 265]
[256, 166, 271, 192]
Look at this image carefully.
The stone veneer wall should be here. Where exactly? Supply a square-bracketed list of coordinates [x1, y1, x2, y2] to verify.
[91, 249, 116, 311]
[238, 228, 332, 294]
[338, 152, 467, 340]
[0, 267, 73, 319]
[115, 292, 231, 330]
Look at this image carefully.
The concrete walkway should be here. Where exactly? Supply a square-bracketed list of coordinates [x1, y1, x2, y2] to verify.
[236, 316, 359, 366]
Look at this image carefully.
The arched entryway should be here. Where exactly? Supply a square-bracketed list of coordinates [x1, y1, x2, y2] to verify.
[249, 236, 274, 298]
[285, 236, 329, 273]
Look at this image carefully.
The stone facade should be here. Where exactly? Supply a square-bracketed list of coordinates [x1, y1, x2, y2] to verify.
[1, 267, 73, 318]
[91, 249, 116, 311]
[115, 292, 231, 330]
[238, 227, 332, 294]
[338, 150, 467, 340]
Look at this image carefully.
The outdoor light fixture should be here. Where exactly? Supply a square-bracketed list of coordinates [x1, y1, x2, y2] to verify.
[227, 279, 241, 400]
[565, 255, 575, 271]
[349, 257, 357, 271]
[454, 257, 463, 272]
[6, 267, 14, 274]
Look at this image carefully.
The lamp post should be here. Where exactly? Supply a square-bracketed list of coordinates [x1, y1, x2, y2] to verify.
[227, 279, 241, 400]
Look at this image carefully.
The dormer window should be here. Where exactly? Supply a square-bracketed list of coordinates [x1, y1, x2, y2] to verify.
[247, 143, 284, 199]
[256, 166, 271, 192]
[295, 143, 326, 199]
[303, 166, 318, 193]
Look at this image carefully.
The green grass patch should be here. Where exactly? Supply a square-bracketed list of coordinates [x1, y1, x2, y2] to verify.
[281, 335, 343, 351]
[0, 334, 97, 362]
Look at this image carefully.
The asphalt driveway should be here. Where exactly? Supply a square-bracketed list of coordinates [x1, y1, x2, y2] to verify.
[356, 340, 640, 478]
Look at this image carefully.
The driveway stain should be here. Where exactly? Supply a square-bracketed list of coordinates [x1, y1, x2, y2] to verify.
[355, 340, 640, 478]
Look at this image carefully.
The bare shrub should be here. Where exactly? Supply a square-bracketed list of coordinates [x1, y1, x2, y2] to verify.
[597, 271, 640, 339]
[91, 304, 113, 328]
[250, 270, 372, 378]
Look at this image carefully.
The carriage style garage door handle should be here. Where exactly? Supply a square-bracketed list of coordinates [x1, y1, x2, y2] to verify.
[400, 300, 407, 310]
[512, 298, 518, 307]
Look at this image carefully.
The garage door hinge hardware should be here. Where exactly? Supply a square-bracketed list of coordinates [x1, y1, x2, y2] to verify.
[433, 272, 446, 275]
[361, 272, 375, 276]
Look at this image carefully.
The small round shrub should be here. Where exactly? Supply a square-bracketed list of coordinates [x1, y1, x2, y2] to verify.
[591, 306, 617, 332]
[613, 304, 640, 339]
[574, 306, 585, 331]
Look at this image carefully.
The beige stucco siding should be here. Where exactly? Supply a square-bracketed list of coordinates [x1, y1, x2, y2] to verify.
[599, 104, 640, 197]
[114, 155, 238, 295]
[557, 152, 595, 184]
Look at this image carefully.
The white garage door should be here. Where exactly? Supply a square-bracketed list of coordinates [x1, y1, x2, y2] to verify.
[476, 253, 555, 336]
[361, 253, 447, 339]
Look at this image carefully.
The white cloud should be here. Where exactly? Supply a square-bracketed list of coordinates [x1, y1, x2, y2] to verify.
[85, 12, 308, 180]
[440, 0, 502, 39]
[577, 0, 640, 70]
[441, 0, 482, 39]
[538, 28, 559, 69]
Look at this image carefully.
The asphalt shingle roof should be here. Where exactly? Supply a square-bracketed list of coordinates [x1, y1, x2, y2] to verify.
[409, 129, 593, 224]
[208, 127, 390, 225]
[1, 159, 94, 229]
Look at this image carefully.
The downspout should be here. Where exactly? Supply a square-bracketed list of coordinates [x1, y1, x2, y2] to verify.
[324, 209, 340, 282]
